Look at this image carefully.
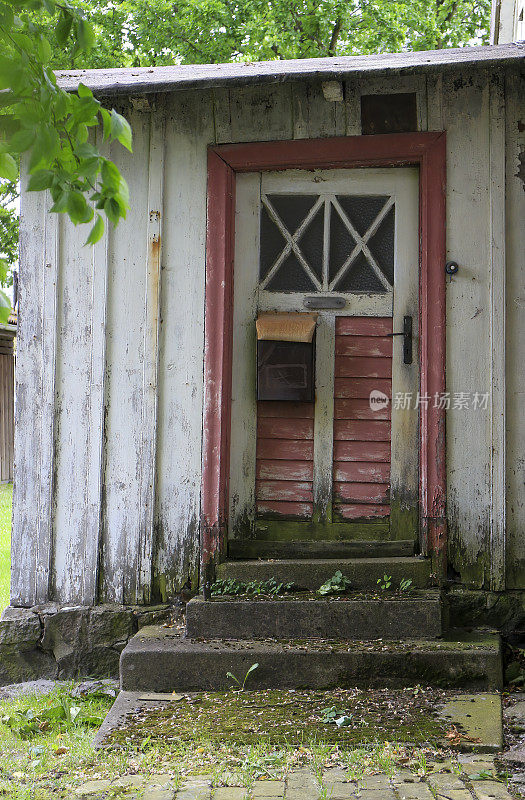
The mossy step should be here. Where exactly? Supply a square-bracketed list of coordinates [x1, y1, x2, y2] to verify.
[185, 591, 443, 640]
[228, 539, 416, 560]
[120, 626, 502, 692]
[217, 556, 431, 590]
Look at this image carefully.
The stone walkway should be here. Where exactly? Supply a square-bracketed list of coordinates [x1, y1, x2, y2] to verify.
[72, 754, 515, 800]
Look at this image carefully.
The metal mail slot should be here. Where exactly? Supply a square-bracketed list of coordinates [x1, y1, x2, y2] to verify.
[257, 338, 315, 402]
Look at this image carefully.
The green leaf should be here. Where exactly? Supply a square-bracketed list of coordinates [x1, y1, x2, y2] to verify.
[0, 4, 14, 28]
[28, 126, 59, 172]
[99, 108, 111, 141]
[36, 34, 52, 63]
[76, 18, 95, 52]
[50, 190, 69, 213]
[100, 159, 121, 191]
[103, 197, 121, 225]
[110, 109, 132, 151]
[0, 153, 17, 182]
[27, 170, 54, 191]
[67, 191, 93, 225]
[77, 83, 93, 99]
[84, 213, 104, 245]
[55, 9, 73, 44]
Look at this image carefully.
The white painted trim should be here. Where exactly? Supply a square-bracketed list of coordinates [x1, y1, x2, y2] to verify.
[390, 169, 420, 540]
[489, 74, 506, 591]
[229, 173, 260, 538]
[137, 110, 165, 601]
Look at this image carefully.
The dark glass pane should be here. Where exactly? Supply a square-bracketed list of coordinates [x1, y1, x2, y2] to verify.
[260, 205, 287, 280]
[266, 251, 317, 292]
[336, 195, 388, 237]
[268, 195, 317, 235]
[329, 203, 357, 281]
[335, 252, 387, 293]
[368, 205, 395, 285]
[297, 207, 324, 281]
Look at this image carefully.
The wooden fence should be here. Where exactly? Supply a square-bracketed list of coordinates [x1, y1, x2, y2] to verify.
[0, 325, 15, 483]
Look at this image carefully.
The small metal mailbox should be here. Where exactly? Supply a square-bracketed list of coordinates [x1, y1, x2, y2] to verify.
[256, 313, 317, 402]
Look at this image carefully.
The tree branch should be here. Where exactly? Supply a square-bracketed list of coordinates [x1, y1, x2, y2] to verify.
[328, 16, 342, 55]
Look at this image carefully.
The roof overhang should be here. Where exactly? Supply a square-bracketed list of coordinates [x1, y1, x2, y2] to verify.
[55, 43, 524, 97]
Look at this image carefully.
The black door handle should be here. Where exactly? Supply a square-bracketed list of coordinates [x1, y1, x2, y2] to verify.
[388, 315, 412, 365]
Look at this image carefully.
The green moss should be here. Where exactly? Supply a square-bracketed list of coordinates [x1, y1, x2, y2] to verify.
[107, 688, 447, 749]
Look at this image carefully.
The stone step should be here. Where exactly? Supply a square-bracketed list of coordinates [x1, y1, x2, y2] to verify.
[185, 591, 443, 640]
[120, 626, 503, 692]
[217, 556, 432, 590]
[228, 539, 416, 560]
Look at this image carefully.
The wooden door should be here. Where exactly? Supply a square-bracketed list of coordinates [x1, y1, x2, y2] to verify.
[229, 168, 419, 542]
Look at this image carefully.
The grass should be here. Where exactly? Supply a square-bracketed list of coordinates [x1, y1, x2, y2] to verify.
[0, 685, 472, 799]
[0, 482, 12, 613]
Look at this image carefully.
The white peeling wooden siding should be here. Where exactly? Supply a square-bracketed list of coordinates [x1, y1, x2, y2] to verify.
[505, 69, 525, 591]
[11, 66, 525, 605]
[153, 92, 212, 598]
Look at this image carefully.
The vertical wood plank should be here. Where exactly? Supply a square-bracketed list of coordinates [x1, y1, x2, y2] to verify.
[81, 137, 110, 606]
[154, 91, 214, 599]
[390, 169, 420, 541]
[12, 180, 58, 605]
[504, 69, 525, 589]
[442, 71, 491, 581]
[228, 84, 294, 143]
[489, 73, 506, 591]
[100, 108, 151, 603]
[426, 73, 443, 131]
[313, 313, 335, 521]
[137, 109, 165, 603]
[52, 198, 100, 602]
[37, 206, 59, 602]
[229, 173, 259, 537]
[292, 82, 346, 140]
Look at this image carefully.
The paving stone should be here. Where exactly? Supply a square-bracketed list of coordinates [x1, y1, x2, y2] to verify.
[395, 782, 434, 800]
[142, 791, 175, 800]
[501, 744, 525, 765]
[324, 781, 358, 799]
[177, 777, 212, 800]
[213, 789, 248, 800]
[359, 775, 392, 790]
[427, 774, 465, 791]
[430, 790, 472, 800]
[73, 780, 111, 797]
[506, 701, 525, 721]
[439, 694, 503, 752]
[469, 781, 514, 800]
[285, 768, 320, 799]
[252, 780, 285, 797]
[111, 775, 146, 789]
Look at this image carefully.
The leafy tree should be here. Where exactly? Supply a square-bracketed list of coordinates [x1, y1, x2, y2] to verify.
[0, 0, 133, 320]
[0, 180, 18, 275]
[93, 0, 491, 67]
[0, 0, 491, 318]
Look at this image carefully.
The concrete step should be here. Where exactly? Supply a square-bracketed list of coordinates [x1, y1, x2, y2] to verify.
[120, 626, 503, 692]
[185, 591, 442, 640]
[217, 556, 432, 590]
[228, 539, 416, 560]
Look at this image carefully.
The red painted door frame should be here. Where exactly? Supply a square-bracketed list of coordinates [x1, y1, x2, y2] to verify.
[201, 132, 447, 591]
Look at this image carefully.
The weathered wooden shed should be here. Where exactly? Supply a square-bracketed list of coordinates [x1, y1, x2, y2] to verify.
[6, 45, 525, 676]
